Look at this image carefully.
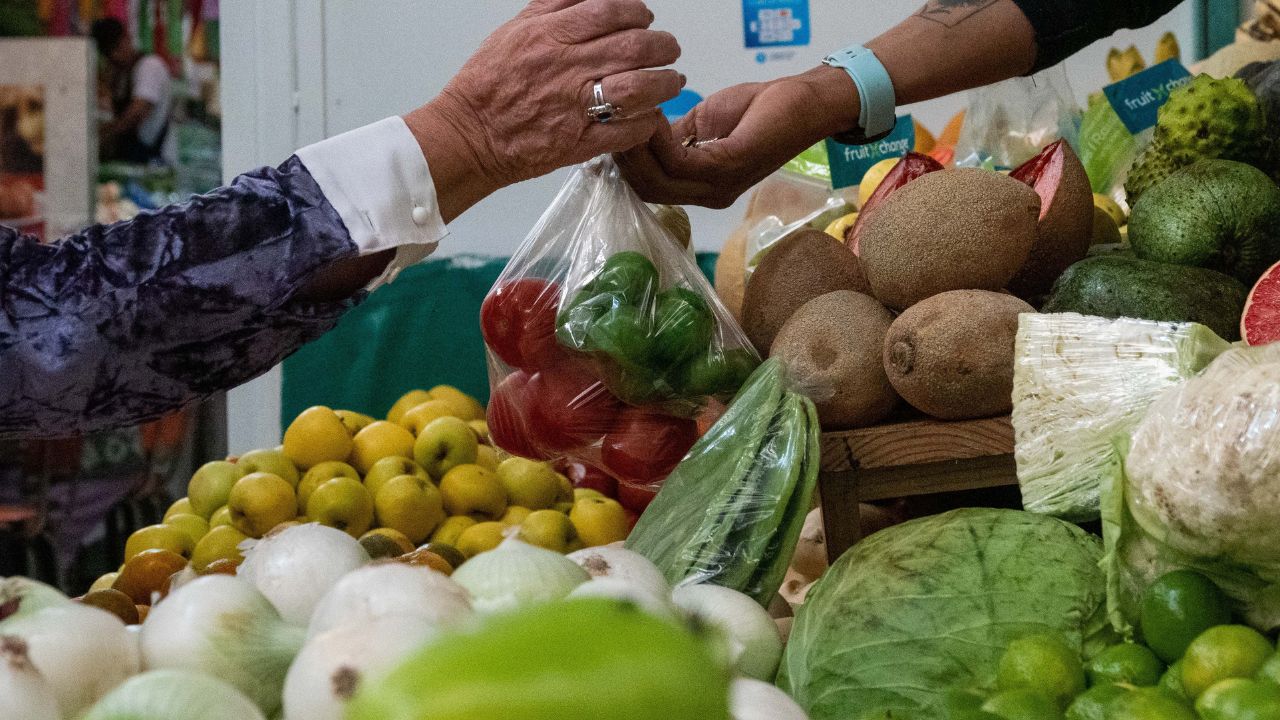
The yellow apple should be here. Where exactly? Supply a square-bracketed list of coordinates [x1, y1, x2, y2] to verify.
[163, 497, 194, 522]
[413, 417, 479, 479]
[237, 448, 300, 488]
[429, 385, 486, 421]
[399, 399, 473, 437]
[187, 461, 245, 519]
[209, 505, 232, 528]
[359, 528, 415, 557]
[439, 464, 506, 520]
[364, 456, 432, 498]
[430, 515, 477, 546]
[335, 410, 376, 436]
[474, 444, 499, 472]
[374, 475, 446, 544]
[306, 476, 375, 538]
[297, 460, 361, 514]
[386, 389, 432, 425]
[164, 513, 210, 547]
[574, 488, 606, 502]
[518, 510, 578, 553]
[350, 421, 416, 475]
[227, 472, 297, 538]
[191, 525, 248, 572]
[282, 406, 354, 469]
[500, 506, 533, 525]
[456, 521, 508, 558]
[496, 457, 561, 510]
[468, 420, 491, 444]
[124, 524, 194, 561]
[569, 496, 630, 547]
[89, 572, 119, 594]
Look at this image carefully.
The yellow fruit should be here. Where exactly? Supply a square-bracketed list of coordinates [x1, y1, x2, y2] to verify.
[1092, 206, 1122, 246]
[429, 385, 486, 421]
[858, 157, 901, 208]
[474, 444, 499, 472]
[364, 456, 432, 498]
[227, 472, 297, 538]
[374, 475, 446, 544]
[282, 406, 355, 470]
[297, 460, 362, 514]
[359, 528, 416, 556]
[500, 506, 533, 525]
[574, 488, 606, 502]
[350, 421, 416, 475]
[555, 473, 574, 504]
[209, 505, 232, 528]
[414, 417, 479, 479]
[569, 496, 631, 547]
[468, 420, 491, 444]
[913, 118, 937, 154]
[164, 513, 210, 547]
[440, 464, 507, 520]
[554, 501, 575, 514]
[431, 515, 478, 546]
[125, 524, 194, 562]
[496, 457, 561, 511]
[400, 399, 472, 436]
[335, 410, 376, 436]
[823, 212, 859, 242]
[89, 572, 120, 594]
[307, 476, 375, 538]
[456, 521, 508, 558]
[236, 448, 300, 487]
[518, 510, 578, 554]
[359, 533, 413, 560]
[190, 525, 249, 572]
[163, 497, 194, 522]
[187, 461, 245, 518]
[1155, 31, 1181, 64]
[387, 389, 433, 424]
[1093, 193, 1127, 227]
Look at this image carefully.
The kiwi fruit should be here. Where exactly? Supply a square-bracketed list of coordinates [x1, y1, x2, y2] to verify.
[715, 228, 748, 322]
[858, 168, 1041, 310]
[882, 290, 1034, 420]
[770, 290, 898, 429]
[742, 229, 870, 354]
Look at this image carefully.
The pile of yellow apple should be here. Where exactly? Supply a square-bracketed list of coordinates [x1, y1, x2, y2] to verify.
[87, 386, 632, 611]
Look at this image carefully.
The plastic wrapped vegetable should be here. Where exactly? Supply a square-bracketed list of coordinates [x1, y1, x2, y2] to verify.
[1102, 342, 1280, 634]
[626, 358, 820, 607]
[1012, 314, 1229, 522]
[482, 157, 758, 491]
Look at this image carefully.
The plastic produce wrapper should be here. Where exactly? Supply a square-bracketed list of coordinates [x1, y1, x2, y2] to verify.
[1102, 343, 1280, 635]
[626, 358, 820, 607]
[481, 157, 757, 491]
[1078, 96, 1150, 203]
[955, 66, 1082, 171]
[1012, 314, 1230, 522]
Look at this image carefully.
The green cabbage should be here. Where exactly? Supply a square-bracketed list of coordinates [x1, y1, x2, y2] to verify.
[779, 509, 1110, 719]
[1013, 314, 1229, 522]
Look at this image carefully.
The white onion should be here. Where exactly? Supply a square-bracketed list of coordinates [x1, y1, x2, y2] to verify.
[566, 546, 670, 598]
[82, 669, 265, 720]
[0, 577, 71, 627]
[730, 678, 809, 720]
[140, 574, 303, 717]
[237, 523, 370, 626]
[2, 602, 139, 717]
[567, 578, 676, 618]
[308, 562, 472, 638]
[284, 615, 439, 720]
[451, 538, 589, 614]
[0, 635, 61, 720]
[671, 584, 784, 682]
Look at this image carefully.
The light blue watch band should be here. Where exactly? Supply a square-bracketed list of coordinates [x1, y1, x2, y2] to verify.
[823, 44, 897, 140]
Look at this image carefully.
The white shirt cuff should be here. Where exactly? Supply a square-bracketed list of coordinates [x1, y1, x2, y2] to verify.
[296, 116, 447, 290]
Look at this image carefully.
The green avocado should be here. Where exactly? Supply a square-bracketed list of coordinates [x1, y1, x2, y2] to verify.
[1041, 255, 1247, 340]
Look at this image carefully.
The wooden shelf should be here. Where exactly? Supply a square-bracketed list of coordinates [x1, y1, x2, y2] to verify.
[821, 415, 1014, 472]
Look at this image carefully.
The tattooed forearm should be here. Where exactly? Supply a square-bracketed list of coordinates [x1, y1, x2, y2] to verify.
[915, 0, 1001, 27]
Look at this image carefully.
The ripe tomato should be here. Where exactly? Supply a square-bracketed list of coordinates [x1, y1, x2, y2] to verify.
[526, 363, 622, 453]
[481, 278, 563, 371]
[487, 371, 547, 460]
[617, 482, 660, 514]
[601, 408, 698, 487]
[554, 459, 618, 499]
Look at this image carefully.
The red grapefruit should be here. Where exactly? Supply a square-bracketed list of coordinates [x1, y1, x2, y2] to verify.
[1243, 260, 1280, 346]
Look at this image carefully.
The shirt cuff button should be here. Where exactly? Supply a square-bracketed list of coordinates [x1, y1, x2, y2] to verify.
[411, 206, 432, 226]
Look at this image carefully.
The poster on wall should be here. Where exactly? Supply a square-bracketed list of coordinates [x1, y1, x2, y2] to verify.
[0, 38, 95, 242]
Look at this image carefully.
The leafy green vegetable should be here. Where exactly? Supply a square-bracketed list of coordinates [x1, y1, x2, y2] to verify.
[779, 509, 1110, 720]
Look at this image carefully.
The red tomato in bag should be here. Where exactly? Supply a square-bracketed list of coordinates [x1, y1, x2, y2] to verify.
[601, 408, 698, 488]
[617, 482, 660, 514]
[487, 370, 548, 460]
[555, 459, 619, 499]
[526, 363, 622, 453]
[481, 278, 563, 371]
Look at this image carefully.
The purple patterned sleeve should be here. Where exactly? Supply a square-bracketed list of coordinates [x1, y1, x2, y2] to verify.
[0, 155, 360, 439]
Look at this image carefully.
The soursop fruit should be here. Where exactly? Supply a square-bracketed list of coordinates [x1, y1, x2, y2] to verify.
[1125, 75, 1268, 203]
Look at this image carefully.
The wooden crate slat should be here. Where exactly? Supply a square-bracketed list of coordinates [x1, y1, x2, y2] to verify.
[820, 416, 1015, 471]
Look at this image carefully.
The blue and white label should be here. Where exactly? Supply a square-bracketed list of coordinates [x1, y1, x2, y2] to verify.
[743, 0, 810, 48]
[825, 115, 916, 190]
[1103, 60, 1192, 135]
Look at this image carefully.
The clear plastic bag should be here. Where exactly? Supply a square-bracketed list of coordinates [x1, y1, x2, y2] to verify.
[482, 157, 758, 491]
[1012, 314, 1229, 522]
[1102, 343, 1280, 633]
[955, 66, 1082, 170]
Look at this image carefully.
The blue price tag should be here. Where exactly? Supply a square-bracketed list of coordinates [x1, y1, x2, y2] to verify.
[825, 116, 916, 190]
[743, 0, 810, 48]
[1103, 60, 1192, 135]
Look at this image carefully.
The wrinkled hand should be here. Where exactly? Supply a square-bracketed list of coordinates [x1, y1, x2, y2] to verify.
[405, 0, 683, 218]
[617, 66, 859, 209]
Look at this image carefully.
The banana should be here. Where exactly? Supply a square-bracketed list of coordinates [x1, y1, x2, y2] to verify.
[1154, 32, 1181, 64]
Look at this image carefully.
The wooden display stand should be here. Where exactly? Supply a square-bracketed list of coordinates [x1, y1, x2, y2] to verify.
[818, 416, 1018, 564]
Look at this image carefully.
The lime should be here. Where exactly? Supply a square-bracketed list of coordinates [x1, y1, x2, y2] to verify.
[1258, 653, 1280, 686]
[1195, 678, 1280, 720]
[1065, 683, 1130, 720]
[1182, 625, 1275, 699]
[1160, 660, 1191, 703]
[1087, 643, 1165, 687]
[1108, 687, 1197, 720]
[982, 689, 1064, 720]
[1141, 570, 1232, 663]
[997, 634, 1087, 707]
[592, 251, 659, 305]
[651, 288, 714, 364]
[588, 305, 655, 367]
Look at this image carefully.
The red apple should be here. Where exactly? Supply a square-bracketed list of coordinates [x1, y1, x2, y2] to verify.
[525, 363, 622, 453]
[487, 371, 548, 460]
[617, 482, 659, 514]
[555, 459, 619, 498]
[481, 278, 564, 371]
[601, 408, 698, 487]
